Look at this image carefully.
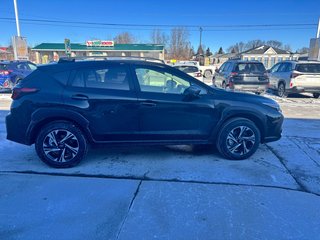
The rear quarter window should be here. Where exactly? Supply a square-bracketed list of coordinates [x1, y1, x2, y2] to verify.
[296, 64, 320, 73]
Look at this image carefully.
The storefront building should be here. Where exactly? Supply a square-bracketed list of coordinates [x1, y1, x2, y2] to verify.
[32, 41, 165, 64]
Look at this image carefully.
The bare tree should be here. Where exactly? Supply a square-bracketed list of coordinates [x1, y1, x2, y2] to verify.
[283, 44, 292, 52]
[265, 40, 282, 49]
[296, 47, 309, 53]
[245, 40, 264, 50]
[150, 29, 168, 46]
[227, 41, 245, 53]
[114, 32, 135, 44]
[168, 27, 191, 59]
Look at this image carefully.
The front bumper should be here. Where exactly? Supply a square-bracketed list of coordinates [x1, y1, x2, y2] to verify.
[262, 112, 284, 143]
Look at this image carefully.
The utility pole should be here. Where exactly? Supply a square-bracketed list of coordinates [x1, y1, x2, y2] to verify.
[13, 0, 21, 36]
[317, 17, 320, 38]
[199, 27, 203, 50]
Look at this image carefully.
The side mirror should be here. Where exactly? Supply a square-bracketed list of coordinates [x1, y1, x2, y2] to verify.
[183, 86, 201, 101]
[215, 68, 219, 73]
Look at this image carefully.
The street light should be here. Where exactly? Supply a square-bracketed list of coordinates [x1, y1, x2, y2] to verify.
[13, 0, 21, 36]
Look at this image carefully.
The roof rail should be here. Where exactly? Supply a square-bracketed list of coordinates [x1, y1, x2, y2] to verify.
[57, 56, 165, 64]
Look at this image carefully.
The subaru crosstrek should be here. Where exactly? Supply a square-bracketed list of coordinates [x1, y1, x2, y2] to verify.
[6, 58, 283, 168]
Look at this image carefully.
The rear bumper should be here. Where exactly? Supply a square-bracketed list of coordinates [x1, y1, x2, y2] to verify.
[232, 84, 268, 93]
[287, 86, 320, 94]
[6, 113, 31, 145]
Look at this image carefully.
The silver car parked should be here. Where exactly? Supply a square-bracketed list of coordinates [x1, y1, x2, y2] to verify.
[268, 61, 320, 98]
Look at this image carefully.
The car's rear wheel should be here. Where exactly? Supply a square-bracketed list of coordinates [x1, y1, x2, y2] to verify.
[313, 93, 320, 99]
[277, 83, 287, 98]
[216, 118, 260, 160]
[35, 121, 88, 168]
[204, 70, 212, 79]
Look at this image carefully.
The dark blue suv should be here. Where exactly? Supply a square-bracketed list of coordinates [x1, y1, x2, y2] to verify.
[0, 60, 37, 91]
[6, 58, 283, 168]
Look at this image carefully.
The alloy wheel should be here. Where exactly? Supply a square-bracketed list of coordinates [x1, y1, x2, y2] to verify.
[226, 126, 256, 156]
[42, 129, 79, 162]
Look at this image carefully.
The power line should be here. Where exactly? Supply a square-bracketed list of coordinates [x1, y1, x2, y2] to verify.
[0, 17, 317, 30]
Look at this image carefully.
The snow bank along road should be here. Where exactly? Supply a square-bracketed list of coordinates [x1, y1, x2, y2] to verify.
[1, 92, 320, 239]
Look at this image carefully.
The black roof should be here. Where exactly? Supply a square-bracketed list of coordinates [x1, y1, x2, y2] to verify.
[37, 59, 167, 72]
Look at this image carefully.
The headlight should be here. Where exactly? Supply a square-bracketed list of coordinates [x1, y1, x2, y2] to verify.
[262, 102, 282, 112]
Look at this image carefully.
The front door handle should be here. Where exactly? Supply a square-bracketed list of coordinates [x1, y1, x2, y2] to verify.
[71, 94, 89, 100]
[140, 101, 157, 107]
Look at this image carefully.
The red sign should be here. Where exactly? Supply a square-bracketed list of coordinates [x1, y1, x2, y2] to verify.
[86, 40, 114, 47]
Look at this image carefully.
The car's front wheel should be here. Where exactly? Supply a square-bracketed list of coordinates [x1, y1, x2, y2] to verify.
[216, 118, 260, 160]
[35, 121, 88, 168]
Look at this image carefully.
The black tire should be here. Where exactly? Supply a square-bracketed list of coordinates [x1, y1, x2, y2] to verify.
[216, 118, 261, 160]
[35, 121, 88, 168]
[313, 93, 320, 99]
[15, 78, 22, 86]
[277, 82, 287, 98]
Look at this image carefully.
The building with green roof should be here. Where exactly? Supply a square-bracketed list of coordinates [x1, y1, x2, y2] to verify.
[32, 41, 165, 63]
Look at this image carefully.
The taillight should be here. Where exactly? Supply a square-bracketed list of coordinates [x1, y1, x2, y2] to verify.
[194, 72, 202, 77]
[230, 72, 238, 76]
[290, 82, 293, 87]
[11, 87, 38, 100]
[0, 70, 12, 75]
[291, 72, 301, 78]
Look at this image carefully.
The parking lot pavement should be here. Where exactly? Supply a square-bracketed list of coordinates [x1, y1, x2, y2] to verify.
[0, 173, 139, 240]
[118, 181, 320, 240]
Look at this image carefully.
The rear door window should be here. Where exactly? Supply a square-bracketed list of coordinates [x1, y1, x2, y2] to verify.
[296, 64, 320, 73]
[71, 64, 131, 90]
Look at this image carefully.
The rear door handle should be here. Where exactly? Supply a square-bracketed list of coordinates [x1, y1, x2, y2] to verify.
[71, 94, 89, 100]
[140, 101, 157, 107]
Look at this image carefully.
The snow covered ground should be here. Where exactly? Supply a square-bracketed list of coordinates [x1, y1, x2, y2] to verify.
[0, 92, 320, 239]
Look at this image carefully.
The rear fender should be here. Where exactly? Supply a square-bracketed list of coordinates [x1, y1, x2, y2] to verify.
[26, 108, 94, 144]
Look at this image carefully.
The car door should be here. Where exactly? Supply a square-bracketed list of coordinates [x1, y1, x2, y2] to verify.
[63, 62, 139, 142]
[131, 64, 219, 142]
[277, 63, 292, 87]
[214, 63, 226, 87]
[268, 63, 281, 89]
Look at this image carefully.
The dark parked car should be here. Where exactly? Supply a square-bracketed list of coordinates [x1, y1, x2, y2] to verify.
[0, 60, 37, 91]
[6, 58, 283, 168]
[213, 60, 269, 94]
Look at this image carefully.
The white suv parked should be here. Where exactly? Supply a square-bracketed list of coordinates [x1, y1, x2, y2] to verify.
[268, 61, 320, 98]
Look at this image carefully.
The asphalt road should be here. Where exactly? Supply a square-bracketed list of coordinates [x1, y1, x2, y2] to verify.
[1, 92, 320, 239]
